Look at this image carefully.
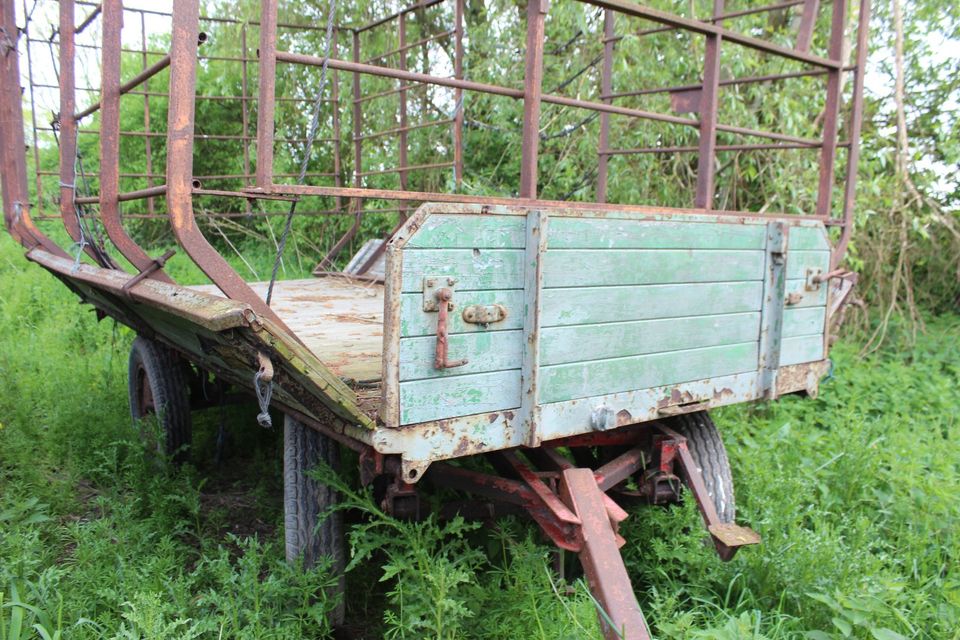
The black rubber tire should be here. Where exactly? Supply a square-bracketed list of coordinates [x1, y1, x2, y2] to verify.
[669, 411, 736, 523]
[128, 336, 192, 463]
[283, 415, 346, 625]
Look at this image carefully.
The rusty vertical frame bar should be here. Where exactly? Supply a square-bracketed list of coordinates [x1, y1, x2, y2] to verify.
[256, 0, 278, 188]
[58, 0, 88, 253]
[140, 11, 155, 217]
[0, 0, 60, 253]
[453, 0, 464, 189]
[21, 0, 43, 214]
[99, 0, 173, 280]
[166, 0, 292, 332]
[694, 0, 724, 210]
[834, 0, 870, 268]
[814, 0, 847, 218]
[0, 0, 66, 255]
[596, 9, 614, 202]
[240, 23, 252, 214]
[331, 29, 343, 212]
[398, 12, 409, 218]
[795, 0, 820, 53]
[352, 27, 363, 211]
[519, 0, 547, 199]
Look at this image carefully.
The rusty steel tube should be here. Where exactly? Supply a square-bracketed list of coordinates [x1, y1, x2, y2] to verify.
[74, 2, 101, 33]
[814, 0, 847, 218]
[74, 55, 172, 120]
[519, 0, 547, 198]
[165, 0, 293, 333]
[694, 0, 724, 210]
[580, 0, 841, 69]
[834, 0, 871, 268]
[355, 0, 446, 33]
[255, 0, 278, 187]
[76, 185, 168, 206]
[280, 52, 821, 147]
[98, 0, 174, 281]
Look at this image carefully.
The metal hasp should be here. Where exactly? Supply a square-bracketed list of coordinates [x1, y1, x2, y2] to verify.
[427, 420, 760, 640]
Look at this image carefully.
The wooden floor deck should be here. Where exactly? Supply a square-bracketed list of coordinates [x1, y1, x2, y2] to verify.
[192, 276, 385, 382]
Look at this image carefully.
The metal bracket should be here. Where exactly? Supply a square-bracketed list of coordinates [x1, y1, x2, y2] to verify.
[422, 276, 456, 311]
[120, 248, 176, 298]
[805, 267, 823, 291]
[462, 303, 507, 325]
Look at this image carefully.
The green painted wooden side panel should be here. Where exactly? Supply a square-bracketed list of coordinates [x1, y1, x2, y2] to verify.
[399, 330, 523, 381]
[783, 306, 826, 338]
[399, 369, 521, 424]
[786, 250, 831, 280]
[539, 342, 760, 404]
[787, 225, 830, 251]
[541, 281, 763, 326]
[400, 290, 524, 337]
[780, 335, 824, 366]
[407, 214, 525, 249]
[541, 312, 760, 366]
[548, 218, 766, 250]
[543, 249, 765, 288]
[395, 213, 833, 425]
[401, 249, 524, 292]
[784, 278, 827, 308]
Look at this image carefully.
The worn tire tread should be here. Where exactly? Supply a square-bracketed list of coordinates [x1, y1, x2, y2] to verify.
[128, 336, 192, 462]
[670, 411, 736, 523]
[283, 415, 346, 625]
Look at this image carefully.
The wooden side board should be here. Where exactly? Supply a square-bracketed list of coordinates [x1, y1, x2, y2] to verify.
[388, 206, 834, 438]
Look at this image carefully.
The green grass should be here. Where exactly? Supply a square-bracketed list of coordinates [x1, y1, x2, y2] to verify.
[0, 232, 958, 639]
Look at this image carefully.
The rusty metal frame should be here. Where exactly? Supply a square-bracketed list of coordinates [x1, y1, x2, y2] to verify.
[3, 0, 870, 334]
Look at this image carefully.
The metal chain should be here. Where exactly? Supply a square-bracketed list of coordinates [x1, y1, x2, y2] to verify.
[265, 0, 338, 306]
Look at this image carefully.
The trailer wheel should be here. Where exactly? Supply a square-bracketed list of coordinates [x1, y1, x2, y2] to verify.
[283, 415, 346, 625]
[670, 411, 736, 523]
[128, 336, 192, 463]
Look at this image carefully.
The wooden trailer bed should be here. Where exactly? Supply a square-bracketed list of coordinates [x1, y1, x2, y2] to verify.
[192, 278, 385, 384]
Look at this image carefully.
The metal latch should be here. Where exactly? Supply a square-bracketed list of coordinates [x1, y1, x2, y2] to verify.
[423, 276, 456, 311]
[462, 303, 507, 325]
[433, 288, 468, 369]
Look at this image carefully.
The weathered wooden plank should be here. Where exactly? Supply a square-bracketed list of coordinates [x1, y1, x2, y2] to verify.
[780, 334, 824, 365]
[541, 312, 760, 366]
[786, 250, 831, 280]
[539, 341, 760, 404]
[543, 249, 765, 288]
[548, 217, 766, 250]
[400, 290, 524, 337]
[783, 306, 826, 338]
[784, 277, 828, 307]
[399, 330, 523, 381]
[401, 249, 524, 292]
[399, 369, 521, 424]
[407, 214, 526, 249]
[538, 371, 760, 441]
[542, 281, 763, 326]
[787, 224, 830, 251]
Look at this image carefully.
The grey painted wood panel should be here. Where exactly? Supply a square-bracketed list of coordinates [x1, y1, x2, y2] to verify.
[539, 341, 760, 403]
[541, 281, 763, 326]
[548, 217, 766, 250]
[406, 214, 526, 249]
[780, 334, 824, 366]
[399, 330, 523, 381]
[783, 306, 826, 338]
[399, 369, 521, 424]
[541, 312, 761, 366]
[400, 290, 524, 337]
[401, 249, 524, 292]
[543, 249, 765, 288]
